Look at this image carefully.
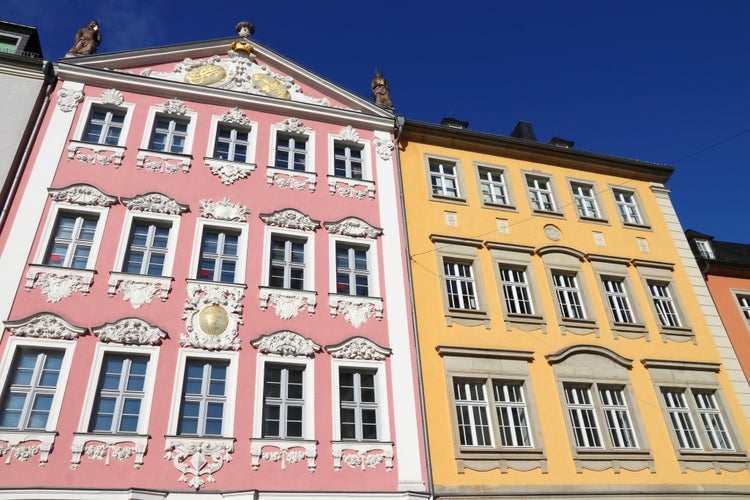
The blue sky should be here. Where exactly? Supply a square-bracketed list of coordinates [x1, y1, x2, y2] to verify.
[6, 1, 749, 243]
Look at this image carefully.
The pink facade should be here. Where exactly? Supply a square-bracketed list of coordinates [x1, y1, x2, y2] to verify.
[0, 33, 426, 498]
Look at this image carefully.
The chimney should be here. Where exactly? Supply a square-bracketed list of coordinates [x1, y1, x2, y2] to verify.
[549, 137, 575, 148]
[441, 117, 469, 129]
[510, 121, 536, 141]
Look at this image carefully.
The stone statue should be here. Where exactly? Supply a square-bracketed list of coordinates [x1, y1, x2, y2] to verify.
[67, 20, 101, 56]
[236, 21, 254, 38]
[371, 71, 393, 109]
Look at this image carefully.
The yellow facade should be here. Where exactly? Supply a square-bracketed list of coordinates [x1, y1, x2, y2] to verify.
[398, 120, 750, 497]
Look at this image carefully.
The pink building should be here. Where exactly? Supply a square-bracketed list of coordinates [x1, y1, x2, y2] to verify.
[0, 25, 427, 498]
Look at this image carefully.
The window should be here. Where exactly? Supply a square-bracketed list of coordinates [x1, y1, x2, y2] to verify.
[444, 260, 478, 310]
[570, 181, 602, 219]
[590, 255, 647, 338]
[477, 166, 510, 206]
[275, 133, 307, 171]
[149, 115, 189, 153]
[333, 142, 364, 179]
[123, 221, 172, 276]
[339, 368, 378, 440]
[0, 348, 63, 430]
[662, 388, 733, 452]
[648, 282, 681, 328]
[602, 277, 635, 323]
[198, 229, 239, 283]
[440, 346, 545, 473]
[499, 267, 534, 315]
[526, 175, 557, 212]
[84, 106, 126, 145]
[262, 364, 305, 439]
[177, 359, 228, 436]
[213, 124, 250, 162]
[429, 159, 460, 198]
[612, 188, 645, 226]
[269, 236, 306, 290]
[563, 384, 638, 449]
[552, 272, 586, 320]
[89, 354, 148, 433]
[694, 239, 715, 259]
[335, 244, 369, 296]
[737, 294, 750, 325]
[43, 212, 98, 268]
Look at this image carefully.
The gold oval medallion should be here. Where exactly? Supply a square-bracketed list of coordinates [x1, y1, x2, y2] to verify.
[251, 73, 291, 99]
[198, 305, 229, 336]
[184, 65, 227, 86]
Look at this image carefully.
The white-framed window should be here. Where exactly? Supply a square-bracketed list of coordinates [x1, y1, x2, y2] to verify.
[433, 235, 488, 327]
[333, 141, 364, 179]
[213, 124, 250, 162]
[552, 272, 586, 320]
[648, 282, 682, 328]
[34, 203, 108, 270]
[274, 132, 308, 171]
[444, 260, 478, 310]
[612, 188, 646, 226]
[149, 115, 190, 153]
[73, 97, 135, 148]
[662, 388, 733, 451]
[602, 277, 635, 323]
[454, 379, 492, 447]
[694, 239, 715, 259]
[563, 385, 603, 448]
[338, 368, 378, 440]
[335, 243, 370, 296]
[167, 350, 238, 438]
[427, 157, 464, 200]
[189, 218, 248, 284]
[499, 267, 534, 315]
[736, 294, 750, 326]
[569, 181, 604, 220]
[590, 255, 647, 339]
[476, 165, 514, 208]
[563, 384, 638, 449]
[123, 220, 172, 276]
[634, 260, 691, 341]
[268, 235, 307, 290]
[525, 174, 558, 213]
[0, 32, 21, 53]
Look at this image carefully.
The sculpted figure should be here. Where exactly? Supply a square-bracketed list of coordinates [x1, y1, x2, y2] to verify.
[236, 21, 255, 37]
[68, 20, 101, 56]
[371, 71, 393, 109]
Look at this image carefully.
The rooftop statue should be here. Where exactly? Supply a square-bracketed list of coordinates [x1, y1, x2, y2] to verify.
[67, 20, 101, 56]
[371, 71, 393, 109]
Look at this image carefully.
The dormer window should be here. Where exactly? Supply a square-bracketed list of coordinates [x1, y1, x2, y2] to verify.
[695, 239, 715, 259]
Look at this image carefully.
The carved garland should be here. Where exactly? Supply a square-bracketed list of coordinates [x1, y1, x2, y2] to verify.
[93, 318, 167, 345]
[199, 197, 249, 222]
[4, 312, 86, 340]
[48, 184, 117, 207]
[250, 330, 321, 357]
[259, 208, 319, 231]
[121, 192, 188, 215]
[324, 217, 382, 239]
[327, 337, 391, 361]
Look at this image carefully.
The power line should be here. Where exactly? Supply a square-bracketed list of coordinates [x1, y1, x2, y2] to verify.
[670, 127, 750, 164]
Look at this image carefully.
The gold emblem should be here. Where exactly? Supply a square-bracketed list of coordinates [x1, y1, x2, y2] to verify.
[251, 73, 291, 99]
[184, 65, 227, 86]
[198, 305, 229, 336]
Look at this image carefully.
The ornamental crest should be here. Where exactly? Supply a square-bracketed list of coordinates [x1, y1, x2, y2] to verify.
[181, 282, 244, 350]
[339, 125, 360, 143]
[324, 217, 382, 238]
[327, 337, 391, 360]
[100, 88, 124, 105]
[5, 312, 86, 340]
[57, 87, 84, 112]
[373, 137, 394, 161]
[93, 317, 167, 345]
[251, 330, 321, 357]
[164, 438, 234, 490]
[158, 98, 193, 115]
[260, 208, 319, 231]
[278, 117, 310, 135]
[48, 183, 117, 207]
[122, 192, 188, 215]
[220, 107, 253, 126]
[199, 197, 249, 222]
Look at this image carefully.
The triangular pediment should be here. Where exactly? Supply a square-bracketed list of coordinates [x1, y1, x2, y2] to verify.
[59, 36, 393, 118]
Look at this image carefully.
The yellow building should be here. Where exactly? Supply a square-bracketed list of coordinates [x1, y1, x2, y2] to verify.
[398, 119, 750, 497]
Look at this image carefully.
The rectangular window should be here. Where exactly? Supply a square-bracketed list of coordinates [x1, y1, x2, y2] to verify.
[336, 244, 369, 296]
[84, 106, 126, 145]
[494, 381, 532, 447]
[269, 236, 306, 290]
[0, 349, 63, 430]
[213, 125, 249, 162]
[430, 160, 460, 198]
[662, 389, 702, 450]
[444, 260, 477, 310]
[334, 142, 364, 179]
[598, 386, 638, 448]
[738, 295, 750, 325]
[564, 385, 603, 448]
[198, 229, 239, 283]
[693, 390, 733, 451]
[177, 359, 227, 436]
[499, 267, 534, 315]
[602, 277, 635, 323]
[553, 272, 586, 319]
[453, 380, 492, 447]
[478, 167, 509, 205]
[90, 354, 148, 433]
[571, 182, 600, 218]
[275, 133, 307, 171]
[262, 364, 305, 439]
[527, 176, 556, 212]
[149, 116, 189, 153]
[44, 212, 98, 269]
[648, 282, 682, 327]
[694, 239, 715, 259]
[123, 221, 171, 276]
[613, 189, 643, 225]
[339, 368, 378, 441]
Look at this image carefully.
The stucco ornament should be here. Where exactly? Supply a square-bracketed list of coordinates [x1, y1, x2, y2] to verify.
[24, 266, 95, 303]
[324, 217, 382, 238]
[0, 432, 55, 467]
[338, 125, 360, 143]
[99, 88, 124, 105]
[48, 183, 117, 207]
[327, 337, 391, 360]
[329, 297, 384, 328]
[260, 208, 319, 231]
[71, 435, 148, 470]
[67, 142, 124, 167]
[266, 169, 317, 192]
[164, 439, 234, 490]
[543, 224, 562, 241]
[259, 288, 317, 319]
[5, 312, 86, 340]
[107, 276, 170, 309]
[250, 439, 318, 472]
[122, 192, 188, 215]
[328, 177, 375, 200]
[220, 107, 253, 126]
[57, 87, 84, 112]
[93, 317, 167, 345]
[373, 137, 395, 160]
[199, 197, 249, 222]
[251, 330, 321, 357]
[332, 443, 393, 472]
[181, 282, 244, 350]
[158, 98, 193, 115]
[278, 117, 310, 134]
[208, 159, 255, 185]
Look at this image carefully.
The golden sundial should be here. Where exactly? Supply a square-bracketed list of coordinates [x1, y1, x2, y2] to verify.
[251, 73, 291, 99]
[198, 305, 229, 336]
[184, 65, 227, 86]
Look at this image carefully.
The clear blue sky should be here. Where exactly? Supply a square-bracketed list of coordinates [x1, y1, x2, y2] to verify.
[6, 1, 749, 243]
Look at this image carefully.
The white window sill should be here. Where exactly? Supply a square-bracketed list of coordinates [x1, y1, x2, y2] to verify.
[25, 264, 95, 303]
[137, 149, 191, 173]
[71, 433, 148, 469]
[331, 440, 393, 472]
[259, 286, 317, 319]
[108, 272, 173, 309]
[328, 294, 383, 328]
[327, 175, 375, 199]
[204, 157, 256, 185]
[266, 166, 317, 192]
[67, 140, 126, 167]
[250, 438, 317, 472]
